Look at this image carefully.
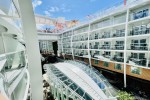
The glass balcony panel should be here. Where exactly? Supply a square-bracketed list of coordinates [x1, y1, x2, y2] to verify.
[60, 76, 68, 81]
[4, 51, 25, 71]
[75, 88, 84, 97]
[98, 82, 105, 89]
[131, 9, 149, 20]
[83, 93, 92, 100]
[69, 83, 78, 91]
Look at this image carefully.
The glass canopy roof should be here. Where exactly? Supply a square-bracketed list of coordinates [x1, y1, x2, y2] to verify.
[46, 61, 117, 100]
[65, 60, 118, 97]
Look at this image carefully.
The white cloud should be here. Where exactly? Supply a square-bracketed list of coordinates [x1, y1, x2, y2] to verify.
[32, 0, 42, 9]
[61, 4, 71, 12]
[49, 7, 60, 12]
[44, 11, 52, 17]
[36, 24, 45, 30]
[48, 4, 71, 13]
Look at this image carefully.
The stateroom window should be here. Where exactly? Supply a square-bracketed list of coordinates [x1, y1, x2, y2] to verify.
[94, 60, 99, 64]
[114, 64, 122, 70]
[131, 66, 142, 75]
[103, 62, 109, 67]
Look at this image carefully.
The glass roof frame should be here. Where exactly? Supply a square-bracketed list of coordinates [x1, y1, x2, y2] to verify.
[47, 65, 93, 100]
[65, 60, 118, 98]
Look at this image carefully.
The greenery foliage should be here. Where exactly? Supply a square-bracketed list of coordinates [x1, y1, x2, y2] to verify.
[117, 91, 135, 100]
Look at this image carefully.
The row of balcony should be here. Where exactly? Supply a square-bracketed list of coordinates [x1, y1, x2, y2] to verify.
[89, 8, 149, 31]
[132, 9, 149, 20]
[64, 49, 72, 55]
[74, 50, 88, 57]
[73, 35, 88, 42]
[129, 25, 150, 36]
[61, 24, 150, 41]
[62, 38, 71, 43]
[90, 45, 124, 50]
[91, 52, 124, 63]
[73, 43, 88, 49]
[63, 43, 149, 51]
[63, 45, 71, 48]
[63, 31, 72, 38]
[90, 51, 150, 68]
[89, 29, 125, 40]
[63, 48, 150, 68]
[59, 6, 149, 36]
[61, 39, 149, 51]
[61, 24, 150, 40]
[73, 26, 89, 35]
[90, 41, 124, 50]
[90, 44, 149, 51]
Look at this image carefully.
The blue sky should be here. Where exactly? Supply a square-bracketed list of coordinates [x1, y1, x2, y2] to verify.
[32, 0, 123, 21]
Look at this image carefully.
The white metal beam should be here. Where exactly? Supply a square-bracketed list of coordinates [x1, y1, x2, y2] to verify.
[18, 0, 43, 100]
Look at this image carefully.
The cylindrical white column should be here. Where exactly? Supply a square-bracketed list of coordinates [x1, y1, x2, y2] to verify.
[18, 0, 43, 100]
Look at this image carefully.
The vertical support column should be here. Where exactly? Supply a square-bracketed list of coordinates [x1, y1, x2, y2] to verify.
[124, 8, 129, 88]
[71, 29, 74, 60]
[88, 23, 92, 66]
[147, 37, 150, 67]
[61, 34, 64, 53]
[61, 35, 63, 53]
[1, 33, 6, 54]
[18, 0, 43, 100]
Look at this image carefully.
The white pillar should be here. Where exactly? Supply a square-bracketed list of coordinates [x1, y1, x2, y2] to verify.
[71, 29, 74, 60]
[88, 23, 92, 66]
[18, 0, 43, 100]
[124, 8, 129, 88]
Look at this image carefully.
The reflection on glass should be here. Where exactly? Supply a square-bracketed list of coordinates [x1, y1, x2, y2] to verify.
[5, 51, 25, 71]
[1, 51, 26, 84]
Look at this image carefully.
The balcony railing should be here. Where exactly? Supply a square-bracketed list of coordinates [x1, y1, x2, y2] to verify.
[112, 55, 124, 62]
[111, 45, 124, 50]
[129, 26, 150, 36]
[74, 52, 88, 57]
[129, 43, 148, 50]
[102, 34, 111, 38]
[90, 44, 124, 50]
[73, 45, 88, 49]
[102, 54, 111, 59]
[101, 45, 111, 49]
[127, 57, 149, 67]
[73, 37, 88, 42]
[37, 30, 60, 33]
[131, 9, 149, 21]
[112, 32, 125, 37]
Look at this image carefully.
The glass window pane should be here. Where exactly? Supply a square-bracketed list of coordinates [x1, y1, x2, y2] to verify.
[131, 66, 141, 75]
[69, 83, 78, 90]
[83, 93, 92, 100]
[114, 64, 122, 70]
[76, 88, 84, 96]
[103, 62, 109, 67]
[94, 60, 99, 64]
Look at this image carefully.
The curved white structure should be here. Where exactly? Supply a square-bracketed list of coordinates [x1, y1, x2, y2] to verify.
[45, 61, 117, 100]
[0, 0, 30, 100]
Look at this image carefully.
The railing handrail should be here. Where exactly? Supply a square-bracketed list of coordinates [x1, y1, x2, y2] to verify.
[0, 50, 25, 58]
